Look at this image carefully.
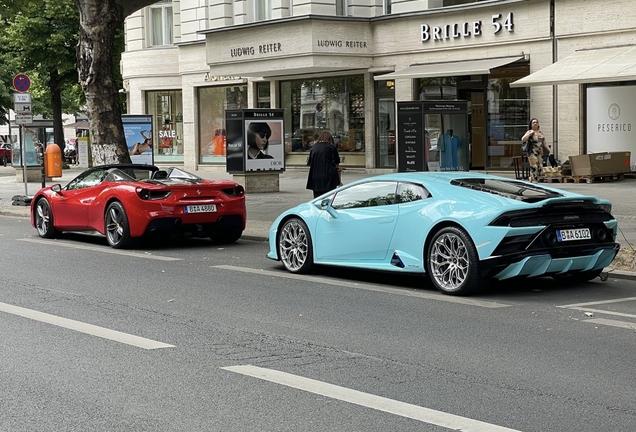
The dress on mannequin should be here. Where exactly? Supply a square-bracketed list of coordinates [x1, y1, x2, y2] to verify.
[441, 129, 460, 170]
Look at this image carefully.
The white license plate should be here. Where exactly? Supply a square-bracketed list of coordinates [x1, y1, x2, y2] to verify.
[557, 228, 591, 242]
[184, 204, 217, 214]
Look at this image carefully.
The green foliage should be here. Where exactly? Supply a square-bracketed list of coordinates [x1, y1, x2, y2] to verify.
[0, 0, 84, 121]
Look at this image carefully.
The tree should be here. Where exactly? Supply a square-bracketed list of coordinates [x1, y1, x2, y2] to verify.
[73, 0, 158, 164]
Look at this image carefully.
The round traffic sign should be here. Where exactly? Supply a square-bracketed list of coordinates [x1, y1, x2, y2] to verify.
[13, 74, 31, 93]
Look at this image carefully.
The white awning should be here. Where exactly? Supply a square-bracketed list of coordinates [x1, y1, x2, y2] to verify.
[373, 56, 524, 81]
[510, 45, 636, 87]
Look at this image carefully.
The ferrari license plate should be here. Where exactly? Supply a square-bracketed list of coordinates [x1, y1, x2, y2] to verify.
[557, 228, 591, 242]
[185, 204, 217, 214]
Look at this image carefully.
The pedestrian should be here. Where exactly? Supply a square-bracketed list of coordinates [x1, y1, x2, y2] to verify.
[521, 118, 552, 182]
[306, 131, 342, 198]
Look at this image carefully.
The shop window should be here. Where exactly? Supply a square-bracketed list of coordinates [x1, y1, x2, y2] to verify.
[146, 90, 183, 162]
[198, 85, 248, 164]
[417, 77, 458, 101]
[280, 75, 365, 166]
[486, 64, 530, 169]
[257, 82, 271, 108]
[149, 0, 173, 46]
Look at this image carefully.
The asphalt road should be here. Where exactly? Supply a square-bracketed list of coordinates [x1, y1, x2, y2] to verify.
[1, 215, 636, 432]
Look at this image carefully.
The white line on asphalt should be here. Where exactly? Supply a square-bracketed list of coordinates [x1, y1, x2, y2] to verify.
[584, 318, 636, 330]
[19, 238, 183, 261]
[214, 265, 512, 308]
[222, 365, 522, 432]
[563, 307, 636, 320]
[0, 301, 175, 349]
[558, 297, 636, 308]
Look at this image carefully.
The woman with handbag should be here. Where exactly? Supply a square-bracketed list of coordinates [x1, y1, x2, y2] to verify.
[521, 118, 552, 182]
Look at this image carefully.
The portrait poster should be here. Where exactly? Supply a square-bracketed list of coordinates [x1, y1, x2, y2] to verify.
[244, 116, 285, 172]
[122, 115, 154, 165]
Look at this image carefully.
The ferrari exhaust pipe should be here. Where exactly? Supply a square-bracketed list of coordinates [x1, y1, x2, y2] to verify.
[175, 219, 182, 227]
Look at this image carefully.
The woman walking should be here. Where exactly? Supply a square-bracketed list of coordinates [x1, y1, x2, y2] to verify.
[306, 131, 342, 198]
[521, 118, 552, 182]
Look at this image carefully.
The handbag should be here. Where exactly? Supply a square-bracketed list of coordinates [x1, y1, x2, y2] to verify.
[521, 140, 530, 153]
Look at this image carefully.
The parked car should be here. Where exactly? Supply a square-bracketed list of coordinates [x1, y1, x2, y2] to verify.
[31, 164, 246, 248]
[267, 172, 619, 295]
[0, 143, 11, 166]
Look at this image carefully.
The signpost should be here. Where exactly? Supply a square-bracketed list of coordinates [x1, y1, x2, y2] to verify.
[13, 74, 32, 195]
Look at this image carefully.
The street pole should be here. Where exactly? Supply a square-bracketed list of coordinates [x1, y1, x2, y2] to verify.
[21, 125, 28, 195]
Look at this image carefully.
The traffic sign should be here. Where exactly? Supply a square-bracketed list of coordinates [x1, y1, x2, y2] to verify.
[15, 114, 33, 125]
[13, 74, 31, 92]
[15, 103, 32, 115]
[14, 93, 32, 103]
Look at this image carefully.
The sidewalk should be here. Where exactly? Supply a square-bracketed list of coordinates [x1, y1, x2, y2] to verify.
[1, 164, 635, 276]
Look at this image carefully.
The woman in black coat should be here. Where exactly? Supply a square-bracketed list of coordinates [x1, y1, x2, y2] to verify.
[306, 131, 342, 198]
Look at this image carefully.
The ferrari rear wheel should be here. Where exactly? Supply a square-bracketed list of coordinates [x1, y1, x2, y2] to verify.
[35, 198, 58, 239]
[105, 201, 133, 249]
[552, 269, 603, 283]
[278, 218, 313, 274]
[427, 226, 484, 295]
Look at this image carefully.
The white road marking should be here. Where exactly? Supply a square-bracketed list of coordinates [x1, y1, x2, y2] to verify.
[558, 297, 636, 308]
[585, 318, 636, 330]
[560, 307, 636, 320]
[19, 238, 182, 261]
[222, 365, 522, 432]
[0, 301, 174, 349]
[214, 265, 512, 308]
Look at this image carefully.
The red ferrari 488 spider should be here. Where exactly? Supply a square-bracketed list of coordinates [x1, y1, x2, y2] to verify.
[30, 164, 246, 248]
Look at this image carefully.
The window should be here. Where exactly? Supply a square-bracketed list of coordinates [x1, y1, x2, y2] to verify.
[396, 183, 429, 203]
[150, 0, 173, 46]
[66, 168, 108, 190]
[257, 82, 271, 108]
[146, 90, 183, 162]
[255, 0, 271, 21]
[331, 182, 397, 210]
[336, 0, 347, 16]
[384, 0, 391, 15]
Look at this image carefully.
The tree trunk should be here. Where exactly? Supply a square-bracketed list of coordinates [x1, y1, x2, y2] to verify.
[74, 0, 131, 164]
[49, 69, 66, 155]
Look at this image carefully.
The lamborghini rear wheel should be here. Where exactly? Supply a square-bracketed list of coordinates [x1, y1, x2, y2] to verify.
[35, 197, 58, 239]
[426, 226, 485, 295]
[278, 218, 313, 274]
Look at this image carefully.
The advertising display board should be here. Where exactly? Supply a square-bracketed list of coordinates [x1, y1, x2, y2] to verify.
[122, 115, 154, 165]
[225, 109, 285, 174]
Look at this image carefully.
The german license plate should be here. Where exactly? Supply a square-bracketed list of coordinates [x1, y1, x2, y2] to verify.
[557, 228, 591, 242]
[184, 204, 216, 213]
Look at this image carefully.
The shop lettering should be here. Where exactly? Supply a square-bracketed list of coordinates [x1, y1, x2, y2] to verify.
[204, 73, 244, 82]
[259, 43, 282, 54]
[420, 12, 513, 43]
[598, 123, 632, 132]
[317, 40, 368, 48]
[230, 46, 255, 57]
[159, 130, 176, 138]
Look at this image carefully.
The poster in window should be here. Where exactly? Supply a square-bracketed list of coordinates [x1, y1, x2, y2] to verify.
[123, 115, 154, 165]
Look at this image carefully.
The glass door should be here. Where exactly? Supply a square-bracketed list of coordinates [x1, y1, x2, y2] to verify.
[376, 97, 395, 168]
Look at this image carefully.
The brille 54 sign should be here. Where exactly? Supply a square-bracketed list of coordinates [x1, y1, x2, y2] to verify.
[421, 12, 514, 42]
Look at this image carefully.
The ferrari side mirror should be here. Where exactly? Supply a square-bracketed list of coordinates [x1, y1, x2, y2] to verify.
[51, 184, 62, 193]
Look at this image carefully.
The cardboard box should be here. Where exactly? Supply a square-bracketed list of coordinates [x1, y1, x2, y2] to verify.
[568, 152, 631, 177]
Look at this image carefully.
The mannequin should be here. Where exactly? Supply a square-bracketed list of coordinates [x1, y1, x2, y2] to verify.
[441, 129, 460, 170]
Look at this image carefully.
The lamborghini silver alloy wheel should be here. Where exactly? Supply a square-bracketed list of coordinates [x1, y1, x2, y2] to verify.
[279, 220, 309, 271]
[36, 200, 51, 236]
[429, 232, 470, 292]
[106, 206, 125, 245]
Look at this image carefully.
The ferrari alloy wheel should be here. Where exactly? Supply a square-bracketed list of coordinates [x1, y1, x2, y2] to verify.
[35, 198, 58, 239]
[278, 218, 313, 274]
[427, 226, 484, 295]
[105, 201, 133, 249]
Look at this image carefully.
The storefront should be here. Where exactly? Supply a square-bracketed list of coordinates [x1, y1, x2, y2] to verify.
[122, 0, 635, 174]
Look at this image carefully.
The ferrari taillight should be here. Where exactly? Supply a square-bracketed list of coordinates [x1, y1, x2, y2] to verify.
[223, 186, 245, 197]
[136, 187, 172, 200]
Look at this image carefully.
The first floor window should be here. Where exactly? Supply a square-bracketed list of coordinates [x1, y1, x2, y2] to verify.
[150, 0, 173, 46]
[255, 0, 271, 21]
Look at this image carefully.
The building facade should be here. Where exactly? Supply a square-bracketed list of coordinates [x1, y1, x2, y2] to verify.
[121, 0, 636, 172]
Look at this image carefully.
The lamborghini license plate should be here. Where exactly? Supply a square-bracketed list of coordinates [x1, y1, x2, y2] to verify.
[185, 204, 216, 213]
[557, 228, 591, 242]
